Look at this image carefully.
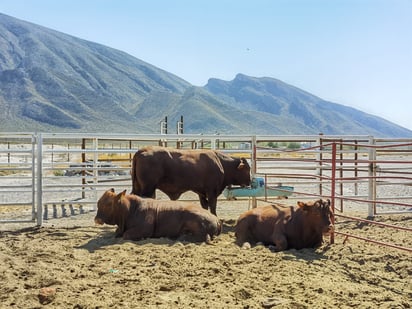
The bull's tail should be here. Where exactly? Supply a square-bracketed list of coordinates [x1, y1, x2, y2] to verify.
[130, 152, 140, 195]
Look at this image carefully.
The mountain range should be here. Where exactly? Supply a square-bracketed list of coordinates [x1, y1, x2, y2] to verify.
[0, 13, 411, 137]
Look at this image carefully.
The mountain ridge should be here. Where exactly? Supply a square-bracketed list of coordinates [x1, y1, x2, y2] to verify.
[0, 13, 411, 137]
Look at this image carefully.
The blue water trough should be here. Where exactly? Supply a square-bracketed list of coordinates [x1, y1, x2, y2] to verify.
[223, 177, 293, 199]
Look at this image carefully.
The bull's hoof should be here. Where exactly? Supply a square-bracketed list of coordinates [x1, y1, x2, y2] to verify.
[205, 234, 212, 244]
[241, 242, 251, 249]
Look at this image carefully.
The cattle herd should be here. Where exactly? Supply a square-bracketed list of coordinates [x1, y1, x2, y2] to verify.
[95, 146, 334, 252]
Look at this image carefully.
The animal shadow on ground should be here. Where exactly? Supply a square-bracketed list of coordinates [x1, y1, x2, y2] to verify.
[76, 225, 222, 253]
[281, 246, 329, 262]
[0, 226, 43, 237]
[1, 225, 94, 240]
[75, 226, 124, 252]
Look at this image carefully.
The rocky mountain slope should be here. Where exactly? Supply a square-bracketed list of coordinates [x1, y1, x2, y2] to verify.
[1, 13, 410, 137]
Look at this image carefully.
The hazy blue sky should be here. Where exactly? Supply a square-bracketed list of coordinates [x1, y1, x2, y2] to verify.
[1, 0, 411, 130]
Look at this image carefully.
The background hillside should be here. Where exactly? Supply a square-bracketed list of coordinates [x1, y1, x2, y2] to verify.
[1, 13, 411, 137]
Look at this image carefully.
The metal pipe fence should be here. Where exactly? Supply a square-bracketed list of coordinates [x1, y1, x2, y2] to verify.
[1, 133, 411, 232]
[0, 133, 36, 223]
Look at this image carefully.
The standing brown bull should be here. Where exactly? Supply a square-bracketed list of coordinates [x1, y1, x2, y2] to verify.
[235, 199, 334, 251]
[94, 188, 222, 242]
[131, 146, 251, 215]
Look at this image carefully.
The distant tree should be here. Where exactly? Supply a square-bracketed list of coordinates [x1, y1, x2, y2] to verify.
[287, 142, 301, 149]
[267, 142, 278, 148]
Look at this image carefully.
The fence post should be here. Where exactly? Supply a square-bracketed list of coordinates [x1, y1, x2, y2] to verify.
[92, 137, 99, 211]
[316, 134, 323, 197]
[338, 140, 344, 212]
[31, 134, 36, 220]
[211, 138, 216, 150]
[368, 136, 376, 217]
[82, 138, 86, 199]
[354, 140, 359, 196]
[251, 135, 257, 208]
[330, 142, 336, 244]
[36, 133, 43, 226]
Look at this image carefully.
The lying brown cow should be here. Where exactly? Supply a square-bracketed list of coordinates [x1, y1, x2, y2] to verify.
[235, 199, 333, 251]
[95, 188, 222, 242]
[131, 146, 251, 215]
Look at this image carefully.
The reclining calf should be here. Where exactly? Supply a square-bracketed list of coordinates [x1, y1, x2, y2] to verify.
[95, 188, 222, 242]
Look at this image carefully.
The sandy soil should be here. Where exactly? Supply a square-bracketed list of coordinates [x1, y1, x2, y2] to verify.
[0, 198, 411, 309]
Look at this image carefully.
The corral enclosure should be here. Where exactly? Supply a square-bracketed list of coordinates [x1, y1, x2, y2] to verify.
[0, 132, 411, 308]
[1, 132, 412, 251]
[1, 133, 412, 219]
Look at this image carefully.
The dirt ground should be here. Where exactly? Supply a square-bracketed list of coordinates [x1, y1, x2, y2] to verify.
[0, 198, 411, 309]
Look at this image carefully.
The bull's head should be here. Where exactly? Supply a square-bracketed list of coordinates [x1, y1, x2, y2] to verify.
[94, 188, 127, 226]
[236, 158, 251, 187]
[297, 199, 334, 235]
[237, 158, 246, 169]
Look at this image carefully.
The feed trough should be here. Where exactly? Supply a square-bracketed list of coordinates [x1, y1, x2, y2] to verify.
[223, 177, 293, 199]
